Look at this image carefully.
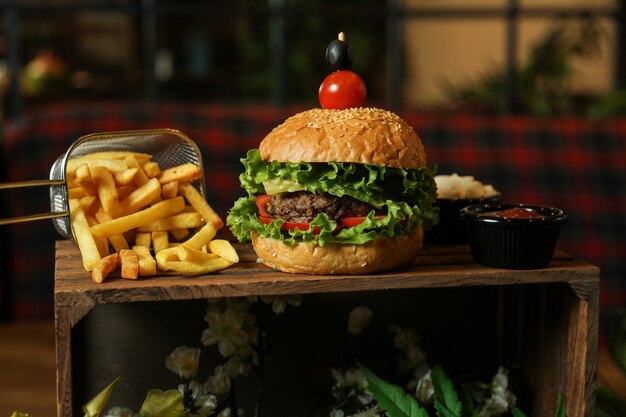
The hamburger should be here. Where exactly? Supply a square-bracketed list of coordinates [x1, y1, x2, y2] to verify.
[226, 107, 438, 274]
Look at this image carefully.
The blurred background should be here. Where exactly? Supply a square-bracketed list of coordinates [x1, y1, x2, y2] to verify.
[0, 0, 623, 118]
[2, 0, 626, 415]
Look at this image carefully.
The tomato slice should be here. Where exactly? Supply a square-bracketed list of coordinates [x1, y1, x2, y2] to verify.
[339, 215, 386, 227]
[259, 216, 322, 234]
[255, 194, 272, 218]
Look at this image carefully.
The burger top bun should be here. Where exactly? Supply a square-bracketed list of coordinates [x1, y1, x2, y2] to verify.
[259, 107, 427, 169]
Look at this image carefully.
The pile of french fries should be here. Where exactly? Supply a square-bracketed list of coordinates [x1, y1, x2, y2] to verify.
[66, 151, 238, 283]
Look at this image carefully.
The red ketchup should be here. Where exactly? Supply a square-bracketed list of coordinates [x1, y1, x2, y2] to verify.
[482, 207, 546, 219]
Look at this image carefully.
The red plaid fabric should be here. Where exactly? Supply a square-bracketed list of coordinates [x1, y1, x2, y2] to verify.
[0, 101, 300, 320]
[403, 111, 626, 316]
[1, 102, 623, 322]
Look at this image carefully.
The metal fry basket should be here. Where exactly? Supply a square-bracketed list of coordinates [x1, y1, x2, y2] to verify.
[0, 128, 205, 240]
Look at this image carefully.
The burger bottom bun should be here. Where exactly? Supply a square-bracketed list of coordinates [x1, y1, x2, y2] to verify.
[250, 227, 423, 275]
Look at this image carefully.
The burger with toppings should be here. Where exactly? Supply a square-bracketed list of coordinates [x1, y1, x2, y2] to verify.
[226, 107, 438, 274]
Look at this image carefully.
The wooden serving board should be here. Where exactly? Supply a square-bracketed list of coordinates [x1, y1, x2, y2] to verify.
[54, 240, 599, 417]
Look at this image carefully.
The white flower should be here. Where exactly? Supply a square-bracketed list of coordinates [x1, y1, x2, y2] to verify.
[260, 295, 302, 314]
[165, 346, 201, 380]
[331, 368, 373, 405]
[478, 367, 517, 417]
[205, 365, 232, 395]
[389, 324, 420, 352]
[180, 380, 217, 417]
[102, 407, 136, 417]
[216, 408, 245, 417]
[389, 325, 428, 374]
[223, 348, 255, 378]
[202, 308, 249, 357]
[415, 369, 434, 404]
[348, 405, 382, 417]
[347, 306, 373, 335]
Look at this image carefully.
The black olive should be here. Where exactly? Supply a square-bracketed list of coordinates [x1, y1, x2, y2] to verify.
[326, 34, 353, 71]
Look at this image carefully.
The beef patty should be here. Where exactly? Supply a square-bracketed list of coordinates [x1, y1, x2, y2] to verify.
[268, 191, 380, 223]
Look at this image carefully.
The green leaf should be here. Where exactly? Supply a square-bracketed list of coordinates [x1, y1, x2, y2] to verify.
[460, 384, 478, 417]
[358, 363, 430, 417]
[511, 405, 528, 417]
[82, 377, 121, 417]
[227, 150, 439, 245]
[431, 367, 462, 417]
[139, 389, 186, 417]
[554, 394, 567, 417]
[10, 413, 30, 417]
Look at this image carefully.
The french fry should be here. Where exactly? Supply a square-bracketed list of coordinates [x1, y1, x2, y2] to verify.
[66, 174, 80, 189]
[132, 246, 157, 276]
[170, 228, 189, 241]
[158, 163, 202, 184]
[112, 168, 138, 186]
[116, 183, 137, 200]
[75, 164, 98, 196]
[108, 235, 130, 253]
[182, 221, 217, 250]
[85, 213, 110, 257]
[134, 232, 151, 248]
[66, 158, 128, 173]
[179, 182, 224, 229]
[161, 181, 178, 199]
[69, 151, 237, 278]
[137, 212, 203, 232]
[155, 246, 181, 271]
[90, 196, 186, 238]
[94, 208, 130, 252]
[142, 161, 161, 178]
[91, 165, 121, 218]
[79, 195, 98, 213]
[119, 249, 139, 280]
[209, 239, 239, 263]
[118, 178, 161, 216]
[151, 231, 169, 253]
[91, 253, 119, 284]
[68, 187, 86, 199]
[69, 199, 102, 271]
[177, 245, 219, 263]
[73, 151, 152, 161]
[124, 154, 151, 187]
[160, 258, 232, 276]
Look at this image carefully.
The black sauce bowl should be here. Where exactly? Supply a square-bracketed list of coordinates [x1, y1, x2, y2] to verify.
[425, 195, 502, 244]
[460, 203, 567, 269]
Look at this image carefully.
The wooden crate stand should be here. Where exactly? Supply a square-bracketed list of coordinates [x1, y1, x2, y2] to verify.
[54, 241, 599, 417]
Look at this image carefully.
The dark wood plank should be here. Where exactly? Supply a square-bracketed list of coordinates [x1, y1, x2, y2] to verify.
[53, 239, 600, 417]
[55, 241, 599, 308]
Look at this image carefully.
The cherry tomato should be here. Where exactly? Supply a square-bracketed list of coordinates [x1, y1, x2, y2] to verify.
[318, 70, 366, 110]
[339, 215, 386, 227]
[254, 194, 272, 217]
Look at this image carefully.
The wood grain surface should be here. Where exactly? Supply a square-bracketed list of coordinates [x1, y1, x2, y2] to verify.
[55, 241, 599, 308]
[54, 240, 600, 417]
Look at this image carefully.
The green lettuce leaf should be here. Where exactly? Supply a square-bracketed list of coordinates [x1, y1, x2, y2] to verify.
[227, 149, 438, 245]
